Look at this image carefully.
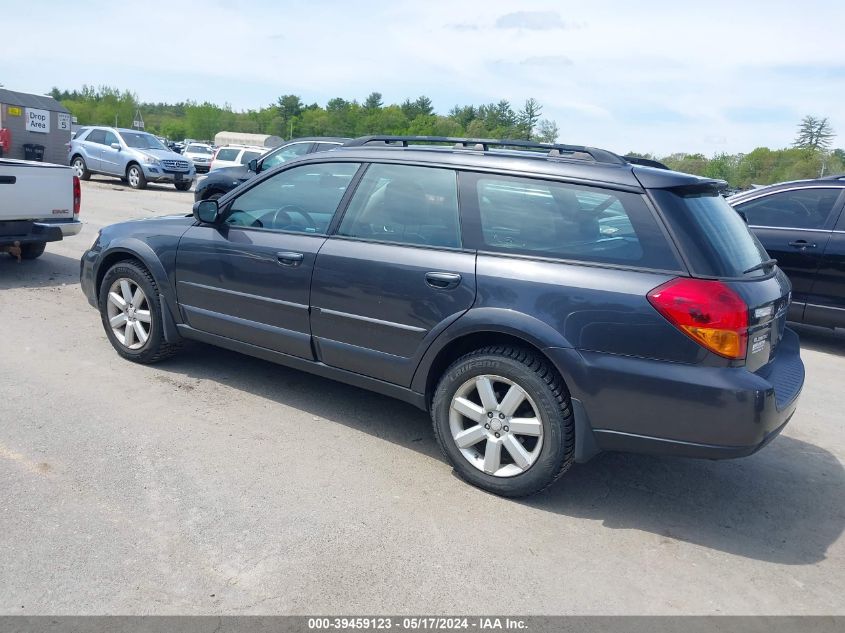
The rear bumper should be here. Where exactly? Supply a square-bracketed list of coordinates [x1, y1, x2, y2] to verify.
[0, 220, 81, 245]
[547, 327, 804, 460]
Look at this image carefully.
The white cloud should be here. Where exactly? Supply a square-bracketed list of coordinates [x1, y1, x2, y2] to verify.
[3, 0, 844, 154]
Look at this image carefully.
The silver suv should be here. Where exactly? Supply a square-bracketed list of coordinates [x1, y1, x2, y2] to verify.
[68, 126, 196, 191]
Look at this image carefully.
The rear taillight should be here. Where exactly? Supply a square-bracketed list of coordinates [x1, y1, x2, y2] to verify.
[73, 175, 81, 216]
[647, 278, 748, 359]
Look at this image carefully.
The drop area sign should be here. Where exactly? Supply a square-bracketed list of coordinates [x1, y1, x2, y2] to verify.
[25, 108, 50, 133]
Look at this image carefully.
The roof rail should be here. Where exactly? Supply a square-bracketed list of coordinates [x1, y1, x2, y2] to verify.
[344, 135, 628, 165]
[821, 173, 845, 180]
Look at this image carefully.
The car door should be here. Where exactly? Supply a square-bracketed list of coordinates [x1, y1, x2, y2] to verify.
[174, 160, 362, 359]
[99, 130, 123, 175]
[735, 186, 844, 320]
[81, 129, 106, 171]
[803, 192, 845, 327]
[310, 163, 476, 386]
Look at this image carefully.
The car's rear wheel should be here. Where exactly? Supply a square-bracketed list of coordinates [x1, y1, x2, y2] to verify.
[71, 156, 90, 180]
[126, 164, 147, 190]
[98, 260, 179, 363]
[20, 242, 46, 260]
[432, 346, 574, 497]
[174, 181, 192, 191]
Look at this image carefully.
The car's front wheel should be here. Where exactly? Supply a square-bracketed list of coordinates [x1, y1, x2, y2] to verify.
[432, 346, 575, 497]
[126, 164, 147, 190]
[174, 181, 192, 191]
[98, 260, 179, 363]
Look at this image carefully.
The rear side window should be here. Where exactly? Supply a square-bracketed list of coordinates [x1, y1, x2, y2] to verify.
[735, 187, 842, 230]
[471, 175, 680, 270]
[651, 190, 769, 278]
[86, 129, 106, 144]
[215, 148, 239, 161]
[338, 164, 461, 249]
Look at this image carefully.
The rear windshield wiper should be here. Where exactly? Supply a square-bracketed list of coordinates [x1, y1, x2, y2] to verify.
[743, 258, 777, 275]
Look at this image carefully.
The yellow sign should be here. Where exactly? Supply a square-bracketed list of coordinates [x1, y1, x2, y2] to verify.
[7, 106, 22, 116]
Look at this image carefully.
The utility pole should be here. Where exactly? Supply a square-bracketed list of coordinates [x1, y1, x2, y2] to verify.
[289, 120, 294, 140]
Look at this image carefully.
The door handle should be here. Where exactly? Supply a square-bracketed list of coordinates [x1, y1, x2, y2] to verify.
[788, 240, 816, 250]
[277, 251, 304, 266]
[425, 272, 462, 289]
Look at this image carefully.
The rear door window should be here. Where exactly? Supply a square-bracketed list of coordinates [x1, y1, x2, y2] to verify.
[736, 187, 843, 230]
[86, 129, 106, 145]
[468, 174, 680, 270]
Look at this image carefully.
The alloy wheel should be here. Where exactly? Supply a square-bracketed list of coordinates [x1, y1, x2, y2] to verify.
[72, 159, 85, 177]
[449, 374, 544, 477]
[128, 167, 140, 188]
[106, 278, 151, 350]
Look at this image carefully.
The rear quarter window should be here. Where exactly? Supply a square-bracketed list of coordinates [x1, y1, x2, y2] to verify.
[651, 189, 769, 278]
[467, 174, 681, 270]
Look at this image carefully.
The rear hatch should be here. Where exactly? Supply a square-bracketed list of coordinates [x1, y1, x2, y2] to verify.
[648, 185, 792, 372]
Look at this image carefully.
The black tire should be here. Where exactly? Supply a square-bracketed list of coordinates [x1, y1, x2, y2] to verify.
[432, 346, 575, 497]
[126, 164, 147, 190]
[174, 181, 192, 191]
[20, 242, 46, 260]
[71, 155, 90, 180]
[207, 191, 224, 201]
[98, 260, 180, 364]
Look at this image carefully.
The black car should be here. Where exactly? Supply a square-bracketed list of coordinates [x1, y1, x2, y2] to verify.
[728, 176, 845, 329]
[194, 137, 349, 201]
[80, 136, 803, 497]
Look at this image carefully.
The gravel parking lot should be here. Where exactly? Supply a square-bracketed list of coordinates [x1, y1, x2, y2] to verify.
[1, 176, 843, 615]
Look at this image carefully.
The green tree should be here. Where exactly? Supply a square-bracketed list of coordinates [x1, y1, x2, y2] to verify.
[364, 92, 383, 111]
[517, 98, 542, 140]
[535, 119, 559, 143]
[793, 115, 836, 151]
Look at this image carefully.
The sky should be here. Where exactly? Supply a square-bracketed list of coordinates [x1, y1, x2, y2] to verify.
[2, 0, 844, 155]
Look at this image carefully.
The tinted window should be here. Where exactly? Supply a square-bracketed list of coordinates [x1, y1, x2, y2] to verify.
[225, 162, 360, 234]
[214, 148, 239, 161]
[120, 131, 166, 150]
[261, 143, 311, 170]
[240, 151, 262, 165]
[315, 142, 341, 152]
[103, 131, 119, 146]
[652, 190, 769, 277]
[338, 164, 461, 248]
[736, 188, 842, 229]
[86, 129, 106, 144]
[474, 175, 679, 269]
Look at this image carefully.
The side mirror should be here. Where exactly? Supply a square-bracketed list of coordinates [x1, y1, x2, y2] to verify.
[193, 199, 220, 224]
[247, 158, 259, 173]
[110, 143, 121, 150]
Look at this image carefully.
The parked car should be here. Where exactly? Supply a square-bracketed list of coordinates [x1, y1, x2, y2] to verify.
[1, 158, 82, 260]
[728, 175, 845, 329]
[195, 137, 348, 201]
[69, 127, 196, 191]
[208, 145, 265, 172]
[80, 135, 803, 498]
[182, 143, 215, 173]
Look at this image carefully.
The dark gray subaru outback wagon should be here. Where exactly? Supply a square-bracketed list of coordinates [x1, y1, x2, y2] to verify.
[81, 136, 804, 497]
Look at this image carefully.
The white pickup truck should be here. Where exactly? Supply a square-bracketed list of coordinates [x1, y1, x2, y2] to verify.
[0, 158, 82, 260]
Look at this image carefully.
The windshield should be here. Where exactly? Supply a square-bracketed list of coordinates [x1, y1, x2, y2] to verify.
[120, 131, 167, 150]
[651, 189, 769, 278]
[186, 144, 213, 154]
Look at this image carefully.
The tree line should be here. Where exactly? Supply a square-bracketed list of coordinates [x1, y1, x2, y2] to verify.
[52, 87, 842, 188]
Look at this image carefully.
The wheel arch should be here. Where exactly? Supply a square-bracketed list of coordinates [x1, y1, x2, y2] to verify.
[412, 309, 578, 409]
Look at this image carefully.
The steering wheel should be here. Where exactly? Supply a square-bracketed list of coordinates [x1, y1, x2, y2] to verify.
[264, 205, 317, 231]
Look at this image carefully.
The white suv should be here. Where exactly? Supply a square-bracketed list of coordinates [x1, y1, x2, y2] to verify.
[209, 145, 264, 171]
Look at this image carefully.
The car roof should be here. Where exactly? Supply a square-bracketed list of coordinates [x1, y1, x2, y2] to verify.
[727, 176, 845, 202]
[329, 144, 719, 191]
